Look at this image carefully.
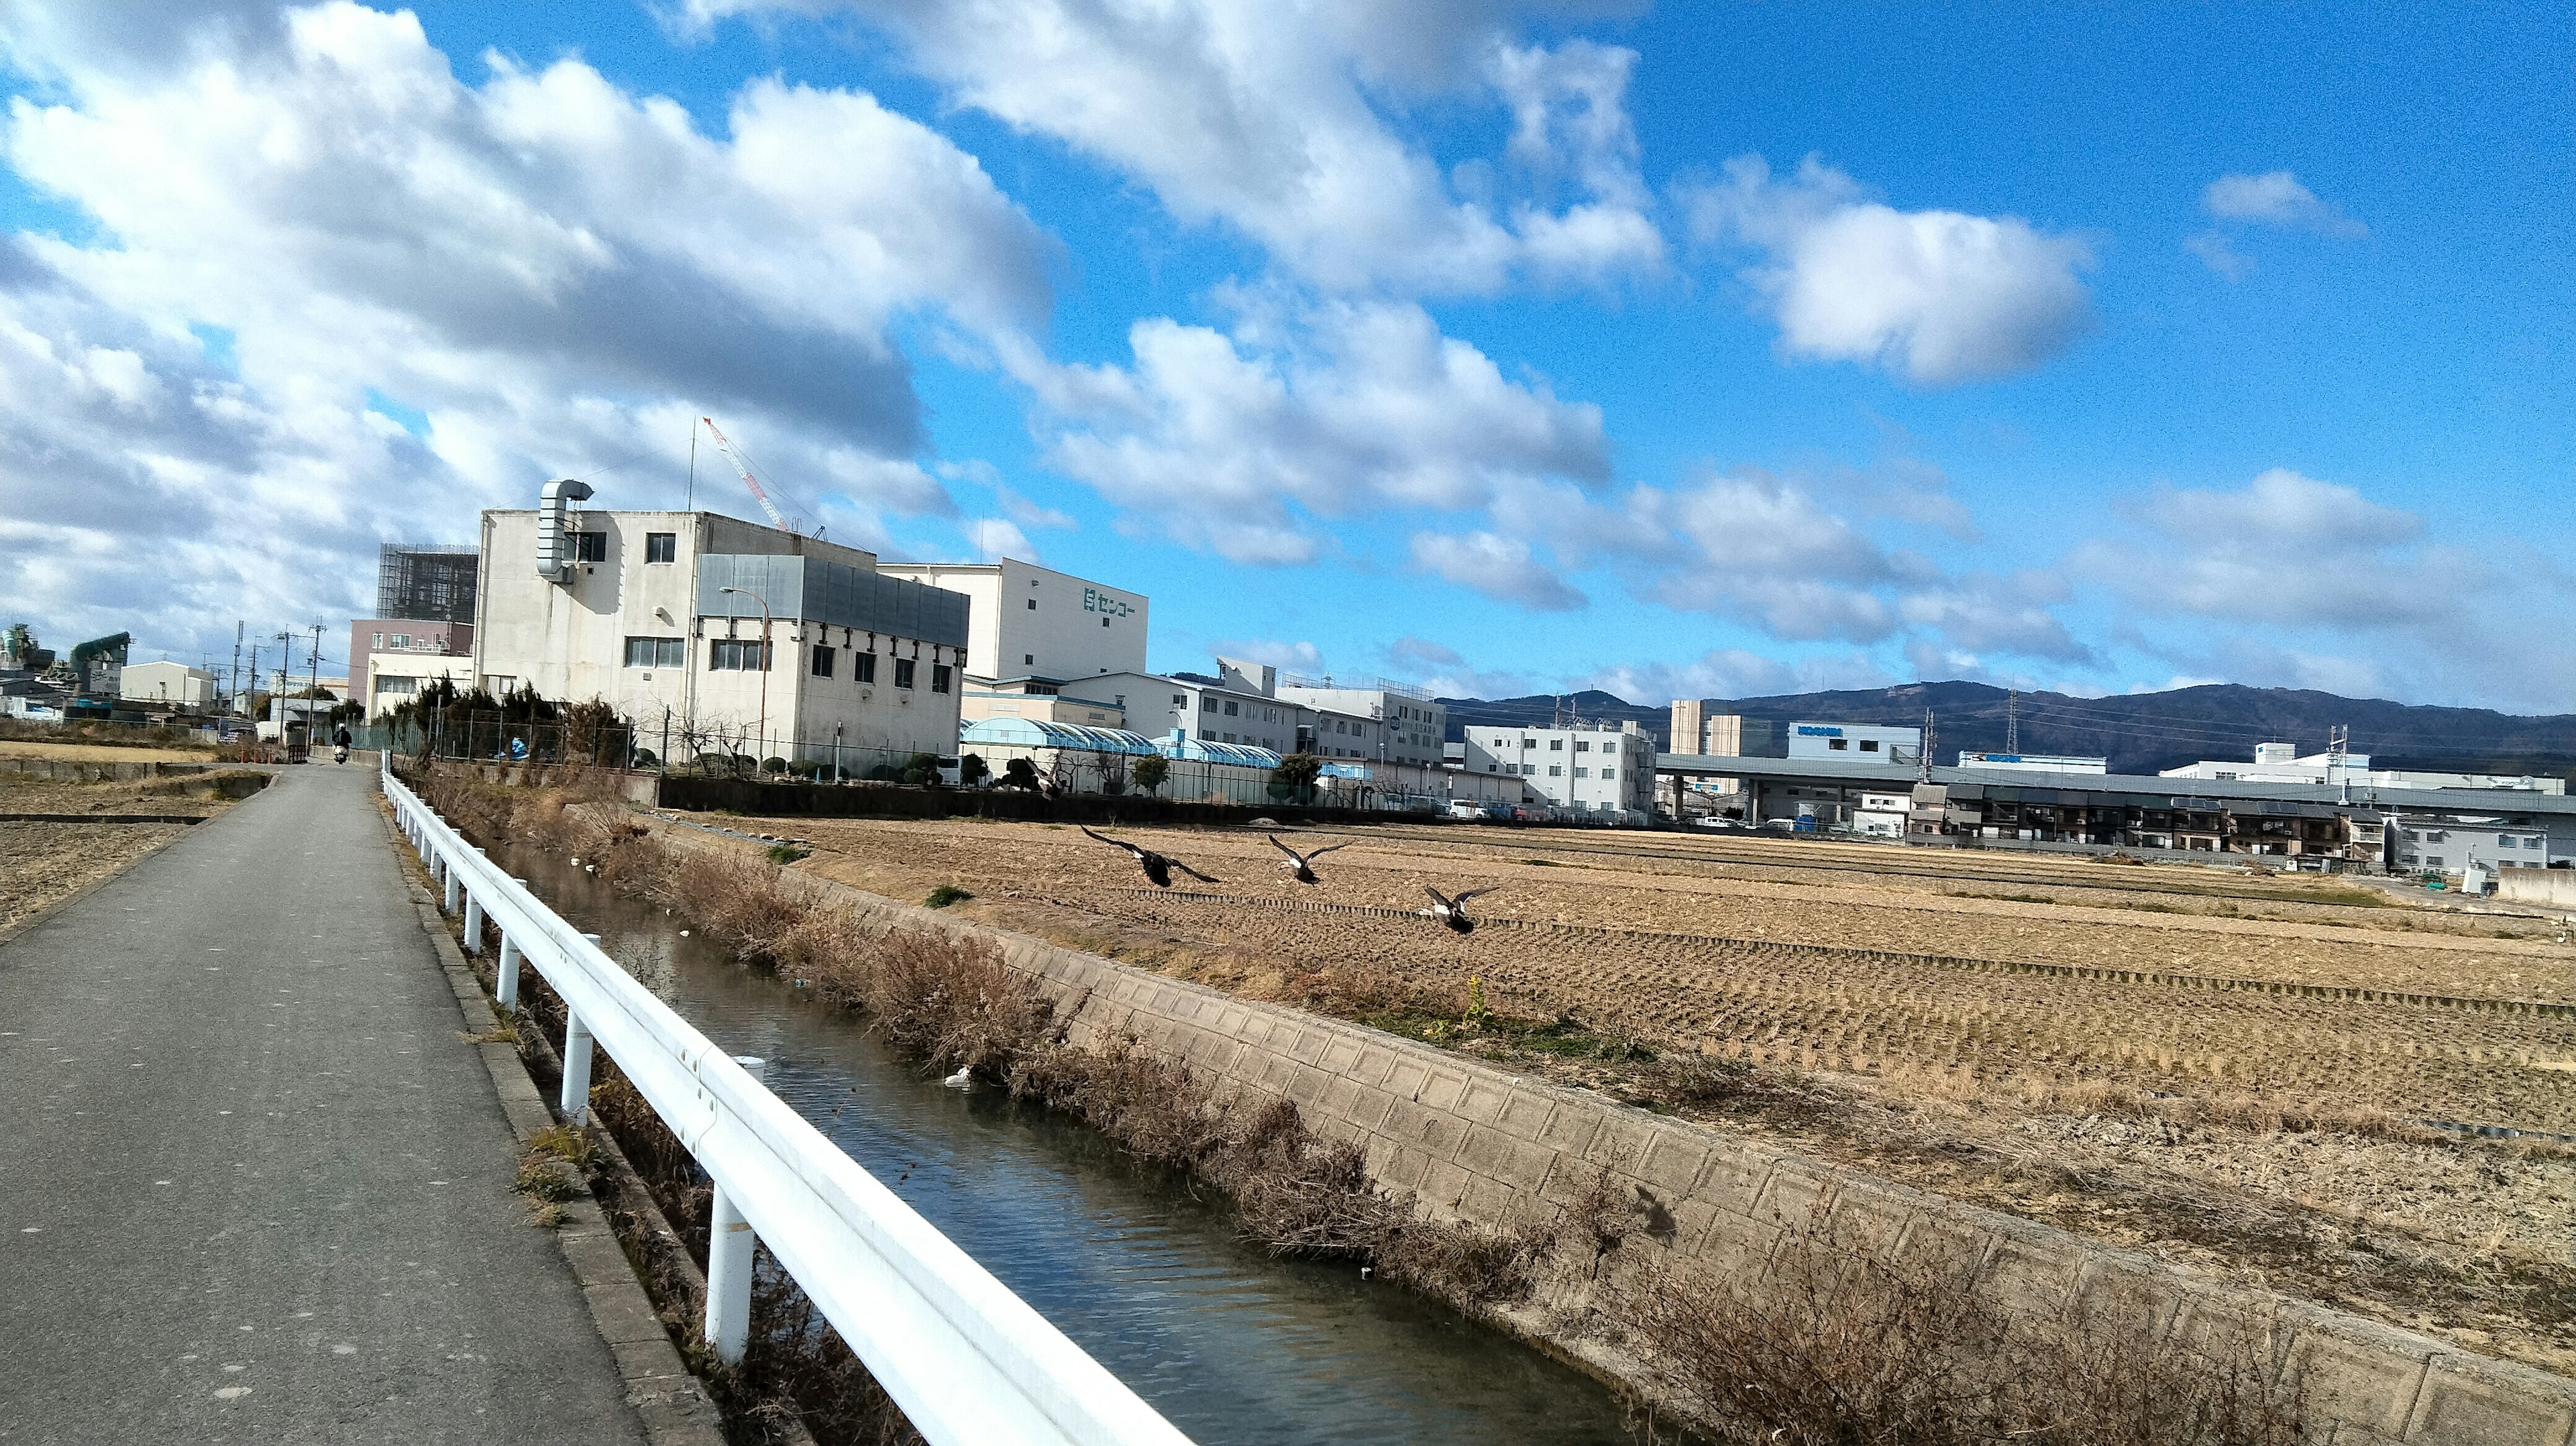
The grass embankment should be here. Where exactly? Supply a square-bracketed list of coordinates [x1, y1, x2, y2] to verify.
[415, 765, 2319, 1446]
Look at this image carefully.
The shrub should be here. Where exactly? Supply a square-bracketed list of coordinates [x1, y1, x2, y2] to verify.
[924, 885, 973, 909]
[761, 755, 789, 775]
[957, 753, 990, 788]
[1130, 754, 1170, 795]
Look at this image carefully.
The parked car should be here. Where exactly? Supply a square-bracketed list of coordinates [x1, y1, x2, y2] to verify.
[1446, 798, 1486, 820]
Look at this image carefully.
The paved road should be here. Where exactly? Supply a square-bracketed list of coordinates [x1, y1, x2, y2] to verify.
[0, 760, 647, 1445]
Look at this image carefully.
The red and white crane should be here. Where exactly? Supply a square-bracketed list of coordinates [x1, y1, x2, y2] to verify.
[698, 415, 798, 535]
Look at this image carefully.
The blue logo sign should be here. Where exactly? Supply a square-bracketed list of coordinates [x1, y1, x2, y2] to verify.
[1795, 725, 1843, 737]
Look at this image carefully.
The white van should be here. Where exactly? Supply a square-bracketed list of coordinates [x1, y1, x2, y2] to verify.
[1446, 798, 1486, 821]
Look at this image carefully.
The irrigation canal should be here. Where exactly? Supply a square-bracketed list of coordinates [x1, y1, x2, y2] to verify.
[499, 841, 1643, 1445]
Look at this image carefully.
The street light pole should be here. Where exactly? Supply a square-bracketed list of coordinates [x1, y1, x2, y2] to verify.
[718, 586, 773, 768]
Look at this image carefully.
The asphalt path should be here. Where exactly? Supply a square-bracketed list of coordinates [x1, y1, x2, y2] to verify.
[0, 759, 647, 1444]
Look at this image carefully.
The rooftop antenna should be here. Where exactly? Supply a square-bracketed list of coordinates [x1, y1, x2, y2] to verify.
[2329, 724, 2351, 803]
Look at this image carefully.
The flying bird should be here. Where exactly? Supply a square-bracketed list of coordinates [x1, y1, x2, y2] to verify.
[1420, 885, 1501, 934]
[1267, 834, 1351, 885]
[1082, 826, 1220, 889]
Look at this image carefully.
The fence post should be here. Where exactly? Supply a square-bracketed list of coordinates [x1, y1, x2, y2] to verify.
[704, 1054, 768, 1365]
[559, 933, 603, 1122]
[462, 890, 484, 954]
[441, 853, 460, 915]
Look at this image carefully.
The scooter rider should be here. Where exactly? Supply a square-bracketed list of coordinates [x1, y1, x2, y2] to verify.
[332, 724, 352, 764]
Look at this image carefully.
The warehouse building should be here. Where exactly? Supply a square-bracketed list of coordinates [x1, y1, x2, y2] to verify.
[1458, 722, 1656, 818]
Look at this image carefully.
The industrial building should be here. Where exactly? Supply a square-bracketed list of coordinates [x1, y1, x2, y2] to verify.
[1955, 750, 2109, 773]
[2160, 742, 2567, 795]
[1458, 722, 1656, 818]
[873, 559, 1146, 686]
[117, 660, 217, 708]
[1274, 677, 1448, 767]
[352, 543, 480, 713]
[1657, 746, 2576, 875]
[470, 484, 967, 767]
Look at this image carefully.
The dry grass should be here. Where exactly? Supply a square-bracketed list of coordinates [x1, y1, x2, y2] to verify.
[1630, 1217, 2300, 1446]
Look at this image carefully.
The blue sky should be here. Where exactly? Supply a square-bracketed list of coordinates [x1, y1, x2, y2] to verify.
[1, 2, 2567, 709]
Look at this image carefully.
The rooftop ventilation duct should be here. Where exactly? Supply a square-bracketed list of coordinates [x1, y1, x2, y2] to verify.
[536, 478, 594, 582]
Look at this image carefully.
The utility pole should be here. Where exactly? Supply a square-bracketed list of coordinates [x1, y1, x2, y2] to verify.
[1919, 708, 1937, 785]
[2006, 689, 2019, 754]
[229, 622, 244, 716]
[307, 624, 323, 722]
[245, 643, 259, 721]
[275, 631, 293, 730]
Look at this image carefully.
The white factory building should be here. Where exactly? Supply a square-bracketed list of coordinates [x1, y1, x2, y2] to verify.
[1457, 721, 1656, 817]
[1784, 720, 1921, 763]
[2161, 742, 2567, 795]
[118, 661, 218, 708]
[1274, 678, 1448, 767]
[873, 559, 1146, 686]
[471, 484, 967, 767]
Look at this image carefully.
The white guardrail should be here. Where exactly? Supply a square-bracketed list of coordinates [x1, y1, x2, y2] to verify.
[384, 763, 1193, 1446]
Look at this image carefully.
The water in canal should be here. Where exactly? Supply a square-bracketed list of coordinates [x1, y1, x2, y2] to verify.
[504, 842, 1642, 1446]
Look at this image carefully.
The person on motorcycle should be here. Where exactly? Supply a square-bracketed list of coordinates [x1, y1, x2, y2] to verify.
[332, 724, 352, 765]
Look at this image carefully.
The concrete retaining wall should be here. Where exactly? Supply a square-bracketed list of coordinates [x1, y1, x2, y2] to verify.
[651, 818, 2576, 1445]
[0, 757, 222, 783]
[2500, 871, 2576, 911]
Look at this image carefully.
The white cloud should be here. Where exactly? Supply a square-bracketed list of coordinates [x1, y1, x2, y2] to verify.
[1408, 530, 1587, 610]
[994, 486, 1075, 532]
[959, 516, 1036, 563]
[1209, 637, 1325, 675]
[1574, 647, 1889, 706]
[0, 2, 1051, 658]
[679, 0, 1664, 294]
[2184, 230, 2252, 281]
[1682, 154, 2095, 385]
[1382, 635, 1540, 700]
[2202, 171, 2365, 235]
[1006, 297, 1609, 565]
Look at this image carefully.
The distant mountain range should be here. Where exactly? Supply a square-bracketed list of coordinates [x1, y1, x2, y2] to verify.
[1436, 681, 2576, 779]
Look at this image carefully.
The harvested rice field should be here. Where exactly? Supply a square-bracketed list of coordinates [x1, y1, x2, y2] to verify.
[699, 808, 2576, 1370]
[0, 770, 264, 934]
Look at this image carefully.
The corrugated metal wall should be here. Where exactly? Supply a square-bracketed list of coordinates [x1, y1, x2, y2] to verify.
[697, 555, 969, 647]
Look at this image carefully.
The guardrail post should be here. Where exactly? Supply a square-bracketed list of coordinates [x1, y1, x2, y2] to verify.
[462, 891, 484, 954]
[559, 934, 604, 1123]
[441, 858, 459, 915]
[704, 1054, 768, 1366]
[496, 934, 521, 1010]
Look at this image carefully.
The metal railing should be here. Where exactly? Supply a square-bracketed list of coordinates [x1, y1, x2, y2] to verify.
[382, 761, 1192, 1446]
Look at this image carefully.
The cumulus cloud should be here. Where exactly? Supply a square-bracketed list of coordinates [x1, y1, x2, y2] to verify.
[959, 516, 1036, 563]
[1408, 530, 1587, 610]
[1210, 637, 1326, 675]
[1004, 297, 1609, 565]
[1682, 155, 2095, 384]
[0, 2, 1051, 655]
[678, 0, 1664, 294]
[2201, 171, 2365, 235]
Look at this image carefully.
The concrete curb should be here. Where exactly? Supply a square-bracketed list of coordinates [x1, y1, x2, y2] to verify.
[385, 812, 727, 1446]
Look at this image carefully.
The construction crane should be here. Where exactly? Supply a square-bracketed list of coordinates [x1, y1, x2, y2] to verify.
[698, 416, 798, 535]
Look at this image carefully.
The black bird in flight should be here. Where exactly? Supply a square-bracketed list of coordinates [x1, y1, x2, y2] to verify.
[1420, 885, 1500, 934]
[1267, 833, 1351, 885]
[1083, 826, 1220, 889]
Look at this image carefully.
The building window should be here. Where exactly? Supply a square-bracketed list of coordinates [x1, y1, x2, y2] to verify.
[854, 652, 876, 684]
[1829, 738, 1849, 750]
[932, 664, 953, 693]
[378, 676, 416, 696]
[1861, 739, 1880, 751]
[1602, 768, 1615, 780]
[390, 633, 412, 649]
[1603, 742, 1617, 755]
[1574, 740, 1591, 753]
[1548, 765, 1563, 777]
[1171, 694, 1185, 706]
[894, 658, 917, 689]
[625, 636, 684, 667]
[1550, 739, 1564, 751]
[1521, 738, 1535, 749]
[708, 640, 769, 671]
[644, 532, 677, 563]
[372, 632, 384, 649]
[1026, 598, 1038, 610]
[1224, 700, 1238, 716]
[1574, 767, 1590, 779]
[570, 531, 607, 562]
[1102, 617, 1111, 628]
[1202, 696, 1216, 712]
[811, 645, 834, 677]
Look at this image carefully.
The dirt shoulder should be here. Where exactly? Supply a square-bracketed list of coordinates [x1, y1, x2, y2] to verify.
[0, 771, 263, 934]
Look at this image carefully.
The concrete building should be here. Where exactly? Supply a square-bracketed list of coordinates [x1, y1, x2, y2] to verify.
[1087, 657, 1305, 757]
[874, 559, 1146, 686]
[119, 661, 217, 708]
[352, 618, 475, 718]
[1458, 722, 1656, 817]
[959, 675, 1128, 729]
[1275, 677, 1447, 767]
[472, 490, 967, 767]
[2161, 742, 2567, 795]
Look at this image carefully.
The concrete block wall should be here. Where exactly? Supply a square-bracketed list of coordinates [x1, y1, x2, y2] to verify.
[645, 818, 2576, 1445]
